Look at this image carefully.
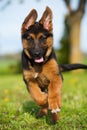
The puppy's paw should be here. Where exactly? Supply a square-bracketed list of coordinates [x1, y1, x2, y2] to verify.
[48, 96, 61, 112]
[51, 108, 61, 114]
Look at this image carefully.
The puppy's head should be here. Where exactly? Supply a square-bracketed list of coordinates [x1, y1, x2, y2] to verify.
[21, 7, 53, 64]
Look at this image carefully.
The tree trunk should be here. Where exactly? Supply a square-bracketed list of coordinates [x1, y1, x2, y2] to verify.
[63, 0, 86, 64]
[68, 14, 82, 63]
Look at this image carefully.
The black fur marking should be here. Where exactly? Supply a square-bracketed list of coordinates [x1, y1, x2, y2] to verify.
[22, 51, 30, 70]
[22, 22, 53, 39]
[59, 64, 87, 72]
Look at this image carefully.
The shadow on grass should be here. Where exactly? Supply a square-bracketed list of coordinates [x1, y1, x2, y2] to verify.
[22, 101, 39, 116]
[22, 101, 52, 125]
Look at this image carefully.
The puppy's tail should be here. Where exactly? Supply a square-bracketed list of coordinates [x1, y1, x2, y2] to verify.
[59, 64, 87, 72]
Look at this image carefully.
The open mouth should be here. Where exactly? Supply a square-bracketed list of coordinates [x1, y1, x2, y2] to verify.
[34, 57, 44, 63]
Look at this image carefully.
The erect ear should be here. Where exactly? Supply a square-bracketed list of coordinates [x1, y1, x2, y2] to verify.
[39, 6, 53, 32]
[21, 9, 38, 34]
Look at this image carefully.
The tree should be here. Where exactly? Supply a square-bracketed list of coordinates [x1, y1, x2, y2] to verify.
[59, 0, 87, 64]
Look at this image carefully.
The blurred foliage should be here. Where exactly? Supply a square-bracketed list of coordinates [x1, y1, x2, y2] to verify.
[9, 60, 22, 74]
[58, 16, 70, 64]
[0, 54, 22, 75]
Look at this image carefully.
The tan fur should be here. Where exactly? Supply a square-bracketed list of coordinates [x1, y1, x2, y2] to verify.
[23, 58, 62, 123]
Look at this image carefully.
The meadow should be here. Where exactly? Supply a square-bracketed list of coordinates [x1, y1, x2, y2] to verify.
[0, 58, 87, 130]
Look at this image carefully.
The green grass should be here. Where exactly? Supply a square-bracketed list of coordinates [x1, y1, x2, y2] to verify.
[0, 72, 87, 130]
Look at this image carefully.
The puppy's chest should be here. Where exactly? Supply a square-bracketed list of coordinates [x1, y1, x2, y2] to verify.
[28, 59, 59, 90]
[30, 64, 50, 89]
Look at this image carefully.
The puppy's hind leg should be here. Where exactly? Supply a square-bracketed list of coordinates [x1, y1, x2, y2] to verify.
[36, 105, 48, 118]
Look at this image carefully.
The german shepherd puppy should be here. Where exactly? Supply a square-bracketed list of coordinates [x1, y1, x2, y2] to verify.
[21, 7, 87, 124]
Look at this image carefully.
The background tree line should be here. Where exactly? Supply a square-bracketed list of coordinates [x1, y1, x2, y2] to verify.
[0, 0, 87, 74]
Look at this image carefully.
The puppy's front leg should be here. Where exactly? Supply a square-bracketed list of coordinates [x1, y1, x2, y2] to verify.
[48, 75, 62, 123]
[27, 82, 48, 107]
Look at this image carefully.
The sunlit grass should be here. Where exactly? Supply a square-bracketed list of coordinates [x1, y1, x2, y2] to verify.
[0, 72, 87, 129]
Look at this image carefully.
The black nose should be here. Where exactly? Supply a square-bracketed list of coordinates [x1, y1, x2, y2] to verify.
[34, 51, 41, 57]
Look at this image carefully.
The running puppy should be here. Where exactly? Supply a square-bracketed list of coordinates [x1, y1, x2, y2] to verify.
[21, 7, 87, 124]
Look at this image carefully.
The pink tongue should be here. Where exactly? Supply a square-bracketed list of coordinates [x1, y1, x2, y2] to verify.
[35, 57, 44, 63]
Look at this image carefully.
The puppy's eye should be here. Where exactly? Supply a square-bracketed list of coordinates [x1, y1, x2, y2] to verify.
[27, 36, 34, 42]
[39, 36, 46, 42]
